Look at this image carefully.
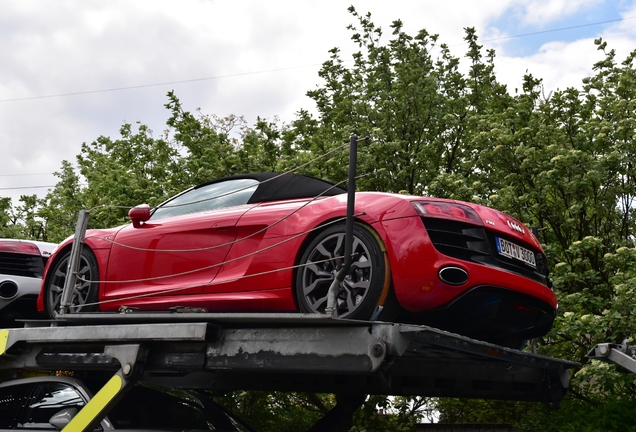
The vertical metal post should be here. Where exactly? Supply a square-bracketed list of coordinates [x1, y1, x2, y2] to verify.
[343, 135, 358, 275]
[59, 210, 90, 316]
[325, 135, 358, 318]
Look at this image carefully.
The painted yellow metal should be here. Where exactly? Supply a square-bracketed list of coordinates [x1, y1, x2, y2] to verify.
[0, 329, 8, 356]
[63, 374, 123, 432]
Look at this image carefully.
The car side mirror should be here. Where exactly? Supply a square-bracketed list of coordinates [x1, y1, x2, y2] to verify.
[129, 204, 151, 228]
[49, 407, 78, 430]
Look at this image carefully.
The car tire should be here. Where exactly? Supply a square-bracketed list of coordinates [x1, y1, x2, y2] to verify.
[45, 246, 100, 318]
[295, 223, 393, 320]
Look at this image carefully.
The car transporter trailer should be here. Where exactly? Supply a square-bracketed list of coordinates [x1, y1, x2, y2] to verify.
[0, 137, 578, 431]
[0, 313, 577, 431]
[588, 340, 636, 374]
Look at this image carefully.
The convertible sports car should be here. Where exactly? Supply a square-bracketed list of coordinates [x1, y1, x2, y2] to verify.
[37, 173, 556, 347]
[0, 239, 57, 326]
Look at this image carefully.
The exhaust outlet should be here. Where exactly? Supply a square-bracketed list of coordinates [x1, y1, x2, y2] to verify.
[438, 266, 468, 286]
[0, 281, 18, 299]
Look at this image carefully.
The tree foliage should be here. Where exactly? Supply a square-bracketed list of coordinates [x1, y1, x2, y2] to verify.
[2, 6, 636, 430]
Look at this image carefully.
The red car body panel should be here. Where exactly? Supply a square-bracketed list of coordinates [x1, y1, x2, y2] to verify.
[376, 203, 557, 312]
[103, 205, 256, 300]
[37, 175, 556, 346]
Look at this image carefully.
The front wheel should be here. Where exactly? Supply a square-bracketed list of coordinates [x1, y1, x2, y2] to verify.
[295, 223, 392, 320]
[45, 247, 100, 319]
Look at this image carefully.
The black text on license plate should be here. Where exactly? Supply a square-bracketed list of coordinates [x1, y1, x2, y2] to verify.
[496, 237, 536, 268]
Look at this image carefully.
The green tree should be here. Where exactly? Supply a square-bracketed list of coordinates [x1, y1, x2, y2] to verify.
[37, 160, 86, 242]
[10, 6, 636, 429]
[295, 7, 505, 199]
[165, 91, 241, 184]
[0, 197, 25, 239]
[212, 391, 334, 432]
[290, 8, 636, 428]
[0, 194, 47, 240]
[76, 122, 184, 228]
[468, 40, 636, 402]
[35, 91, 297, 242]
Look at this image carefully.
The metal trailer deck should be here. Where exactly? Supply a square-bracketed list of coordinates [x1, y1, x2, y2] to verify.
[0, 313, 578, 431]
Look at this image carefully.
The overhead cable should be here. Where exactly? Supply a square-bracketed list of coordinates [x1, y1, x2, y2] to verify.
[3, 15, 634, 103]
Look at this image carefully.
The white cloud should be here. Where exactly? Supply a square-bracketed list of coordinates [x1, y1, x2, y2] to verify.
[508, 0, 604, 27]
[493, 3, 636, 96]
[0, 0, 635, 204]
[495, 39, 602, 95]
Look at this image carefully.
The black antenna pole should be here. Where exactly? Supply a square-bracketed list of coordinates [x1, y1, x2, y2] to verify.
[325, 135, 358, 318]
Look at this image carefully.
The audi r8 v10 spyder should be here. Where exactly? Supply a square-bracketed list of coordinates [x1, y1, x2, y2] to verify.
[0, 239, 57, 327]
[37, 173, 556, 347]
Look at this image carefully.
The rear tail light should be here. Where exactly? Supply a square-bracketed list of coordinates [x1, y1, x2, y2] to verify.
[411, 201, 483, 226]
[0, 240, 40, 255]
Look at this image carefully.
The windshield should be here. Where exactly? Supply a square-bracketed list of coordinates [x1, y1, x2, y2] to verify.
[151, 179, 259, 220]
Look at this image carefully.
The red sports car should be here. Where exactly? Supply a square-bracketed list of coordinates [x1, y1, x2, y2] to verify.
[37, 173, 556, 347]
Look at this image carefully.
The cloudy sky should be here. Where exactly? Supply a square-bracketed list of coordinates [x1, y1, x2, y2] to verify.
[1, 0, 635, 205]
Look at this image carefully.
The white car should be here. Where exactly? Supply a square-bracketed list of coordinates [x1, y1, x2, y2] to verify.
[0, 239, 57, 326]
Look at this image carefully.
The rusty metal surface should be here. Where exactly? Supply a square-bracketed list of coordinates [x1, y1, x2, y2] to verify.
[1, 318, 577, 403]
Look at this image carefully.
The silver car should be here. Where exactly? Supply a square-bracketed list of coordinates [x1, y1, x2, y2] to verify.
[0, 239, 57, 326]
[0, 376, 255, 431]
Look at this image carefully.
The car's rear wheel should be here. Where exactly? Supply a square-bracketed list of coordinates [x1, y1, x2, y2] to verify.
[295, 223, 393, 320]
[45, 247, 100, 318]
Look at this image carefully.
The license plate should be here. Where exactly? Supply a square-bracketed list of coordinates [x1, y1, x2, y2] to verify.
[496, 237, 536, 268]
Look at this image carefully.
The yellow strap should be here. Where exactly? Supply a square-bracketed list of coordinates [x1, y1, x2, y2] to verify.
[0, 330, 8, 356]
[63, 374, 123, 432]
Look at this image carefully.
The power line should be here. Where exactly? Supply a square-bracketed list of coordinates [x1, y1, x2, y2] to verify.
[0, 64, 322, 103]
[0, 15, 633, 104]
[478, 16, 636, 44]
[0, 173, 53, 177]
[0, 185, 55, 190]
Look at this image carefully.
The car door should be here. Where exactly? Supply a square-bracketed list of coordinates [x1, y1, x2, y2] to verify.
[0, 381, 32, 430]
[204, 198, 311, 295]
[0, 380, 96, 431]
[103, 179, 259, 303]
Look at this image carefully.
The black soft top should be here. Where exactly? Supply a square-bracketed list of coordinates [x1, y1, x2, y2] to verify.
[199, 173, 346, 203]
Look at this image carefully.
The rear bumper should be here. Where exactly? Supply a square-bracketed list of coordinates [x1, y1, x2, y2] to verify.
[0, 274, 42, 320]
[406, 285, 556, 346]
[376, 217, 557, 312]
